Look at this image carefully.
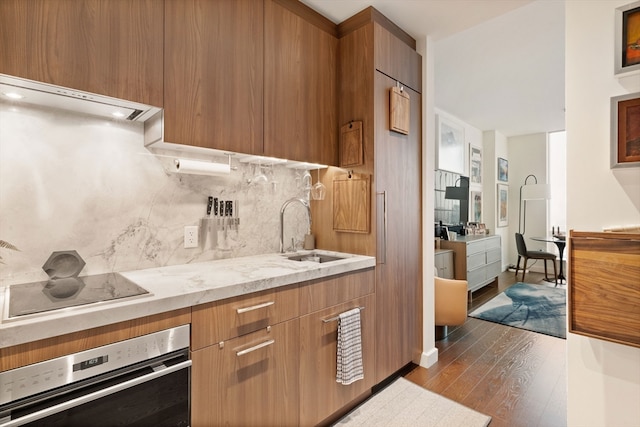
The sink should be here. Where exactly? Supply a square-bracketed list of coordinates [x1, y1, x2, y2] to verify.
[285, 252, 345, 263]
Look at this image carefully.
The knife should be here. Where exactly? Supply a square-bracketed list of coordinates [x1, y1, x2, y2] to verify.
[207, 196, 213, 217]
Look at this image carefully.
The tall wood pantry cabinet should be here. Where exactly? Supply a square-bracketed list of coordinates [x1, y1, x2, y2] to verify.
[313, 7, 423, 384]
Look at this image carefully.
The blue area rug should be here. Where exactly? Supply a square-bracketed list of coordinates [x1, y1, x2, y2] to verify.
[469, 282, 566, 339]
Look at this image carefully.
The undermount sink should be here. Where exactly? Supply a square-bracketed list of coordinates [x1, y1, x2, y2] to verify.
[285, 252, 345, 263]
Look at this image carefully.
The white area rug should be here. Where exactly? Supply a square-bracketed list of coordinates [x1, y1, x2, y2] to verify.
[333, 378, 491, 427]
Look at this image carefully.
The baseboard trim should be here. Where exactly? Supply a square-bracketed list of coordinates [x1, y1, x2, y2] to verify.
[419, 347, 438, 368]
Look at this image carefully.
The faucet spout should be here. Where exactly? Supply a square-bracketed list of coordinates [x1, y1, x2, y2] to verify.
[280, 198, 311, 253]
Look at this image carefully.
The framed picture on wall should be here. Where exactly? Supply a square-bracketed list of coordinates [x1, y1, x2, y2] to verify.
[436, 115, 465, 174]
[497, 184, 509, 227]
[615, 1, 640, 76]
[611, 92, 640, 168]
[470, 145, 482, 184]
[470, 191, 482, 223]
[497, 157, 509, 182]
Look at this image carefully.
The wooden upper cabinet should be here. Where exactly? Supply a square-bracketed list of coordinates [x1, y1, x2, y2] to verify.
[264, 0, 338, 165]
[337, 8, 422, 94]
[0, 0, 163, 106]
[163, 0, 264, 154]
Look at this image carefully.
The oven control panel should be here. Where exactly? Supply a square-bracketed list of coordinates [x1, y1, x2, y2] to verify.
[0, 324, 190, 406]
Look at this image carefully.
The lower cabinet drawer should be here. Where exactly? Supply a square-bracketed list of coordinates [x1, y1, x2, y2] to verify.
[191, 319, 300, 427]
[299, 268, 375, 315]
[299, 294, 376, 426]
[486, 248, 501, 264]
[191, 284, 300, 350]
[486, 260, 502, 279]
[466, 240, 486, 256]
[466, 267, 486, 289]
[467, 252, 486, 270]
[485, 235, 501, 250]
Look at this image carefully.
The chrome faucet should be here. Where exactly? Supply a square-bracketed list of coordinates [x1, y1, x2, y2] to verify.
[280, 198, 311, 253]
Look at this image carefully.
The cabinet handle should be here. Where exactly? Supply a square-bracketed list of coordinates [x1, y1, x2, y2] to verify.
[236, 339, 275, 356]
[376, 191, 387, 264]
[236, 301, 275, 314]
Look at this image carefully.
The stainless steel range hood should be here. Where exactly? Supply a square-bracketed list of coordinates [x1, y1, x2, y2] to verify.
[0, 74, 161, 122]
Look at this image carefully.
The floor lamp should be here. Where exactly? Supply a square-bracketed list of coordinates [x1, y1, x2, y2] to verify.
[518, 174, 550, 235]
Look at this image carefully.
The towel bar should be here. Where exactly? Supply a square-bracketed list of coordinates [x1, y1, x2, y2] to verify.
[322, 306, 365, 323]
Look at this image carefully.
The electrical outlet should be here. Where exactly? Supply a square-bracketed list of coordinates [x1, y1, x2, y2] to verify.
[184, 225, 199, 248]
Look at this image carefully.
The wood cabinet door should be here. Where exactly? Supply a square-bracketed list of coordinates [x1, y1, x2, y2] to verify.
[264, 0, 338, 165]
[299, 294, 375, 426]
[373, 71, 422, 382]
[435, 251, 455, 279]
[373, 23, 422, 94]
[0, 0, 163, 106]
[164, 0, 264, 154]
[191, 320, 300, 427]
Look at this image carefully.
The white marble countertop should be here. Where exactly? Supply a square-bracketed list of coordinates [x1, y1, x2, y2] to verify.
[0, 250, 375, 349]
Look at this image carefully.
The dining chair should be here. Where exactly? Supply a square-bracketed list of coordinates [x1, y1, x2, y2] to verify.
[515, 233, 558, 285]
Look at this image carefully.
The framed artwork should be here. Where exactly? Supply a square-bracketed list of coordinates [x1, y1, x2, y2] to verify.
[470, 191, 482, 223]
[497, 157, 509, 182]
[436, 115, 465, 174]
[470, 145, 482, 184]
[615, 1, 640, 76]
[497, 184, 509, 228]
[611, 92, 640, 168]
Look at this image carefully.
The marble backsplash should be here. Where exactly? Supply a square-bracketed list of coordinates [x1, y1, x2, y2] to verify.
[0, 101, 311, 286]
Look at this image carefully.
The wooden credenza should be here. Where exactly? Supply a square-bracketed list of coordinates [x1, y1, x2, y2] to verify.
[569, 230, 640, 348]
[440, 235, 502, 293]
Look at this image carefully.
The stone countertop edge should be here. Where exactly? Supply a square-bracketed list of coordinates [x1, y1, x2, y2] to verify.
[0, 250, 375, 349]
[444, 234, 499, 243]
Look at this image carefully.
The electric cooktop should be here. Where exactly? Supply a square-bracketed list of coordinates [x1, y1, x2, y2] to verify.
[4, 272, 150, 320]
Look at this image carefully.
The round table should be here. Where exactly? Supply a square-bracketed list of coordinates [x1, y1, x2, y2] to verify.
[530, 236, 566, 283]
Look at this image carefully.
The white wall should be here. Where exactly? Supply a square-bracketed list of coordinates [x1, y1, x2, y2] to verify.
[419, 35, 438, 367]
[566, 1, 640, 426]
[483, 130, 509, 268]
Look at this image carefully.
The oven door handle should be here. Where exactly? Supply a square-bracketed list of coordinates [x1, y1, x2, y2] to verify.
[1, 360, 192, 427]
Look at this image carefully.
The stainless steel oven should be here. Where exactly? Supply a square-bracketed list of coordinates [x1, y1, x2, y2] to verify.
[0, 325, 191, 427]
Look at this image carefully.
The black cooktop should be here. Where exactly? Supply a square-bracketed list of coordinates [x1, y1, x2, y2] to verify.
[6, 272, 149, 318]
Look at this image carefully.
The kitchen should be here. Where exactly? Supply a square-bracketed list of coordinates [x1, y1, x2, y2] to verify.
[0, 1, 421, 425]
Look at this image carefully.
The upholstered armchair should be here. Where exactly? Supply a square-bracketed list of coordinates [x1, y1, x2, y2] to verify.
[434, 272, 469, 340]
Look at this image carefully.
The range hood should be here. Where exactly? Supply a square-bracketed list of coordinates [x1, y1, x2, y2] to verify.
[0, 74, 160, 122]
[1, 73, 328, 172]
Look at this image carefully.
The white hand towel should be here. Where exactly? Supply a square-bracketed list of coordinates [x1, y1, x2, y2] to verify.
[336, 308, 364, 385]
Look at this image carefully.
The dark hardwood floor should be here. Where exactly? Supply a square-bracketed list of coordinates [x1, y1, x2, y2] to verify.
[405, 270, 567, 427]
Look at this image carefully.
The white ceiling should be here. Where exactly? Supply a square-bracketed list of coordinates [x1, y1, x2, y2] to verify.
[300, 0, 565, 137]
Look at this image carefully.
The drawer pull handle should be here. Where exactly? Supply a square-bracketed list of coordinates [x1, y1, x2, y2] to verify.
[236, 301, 275, 314]
[236, 339, 275, 356]
[322, 306, 365, 323]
